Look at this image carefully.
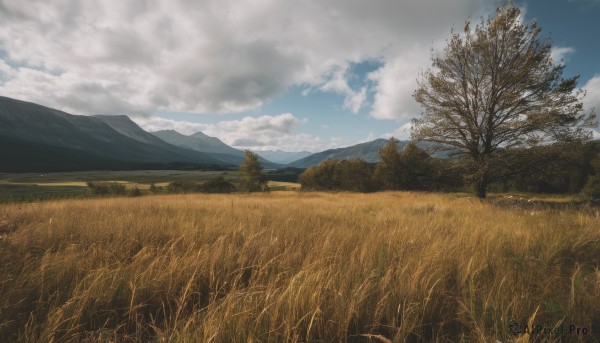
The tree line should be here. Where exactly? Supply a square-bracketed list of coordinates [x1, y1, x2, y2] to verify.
[298, 138, 600, 199]
[299, 139, 462, 193]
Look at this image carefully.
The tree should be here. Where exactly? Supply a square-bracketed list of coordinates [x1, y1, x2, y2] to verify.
[373, 138, 403, 190]
[412, 1, 596, 198]
[298, 158, 375, 192]
[398, 142, 436, 191]
[239, 150, 268, 192]
[199, 175, 236, 193]
[335, 159, 376, 192]
[583, 153, 600, 200]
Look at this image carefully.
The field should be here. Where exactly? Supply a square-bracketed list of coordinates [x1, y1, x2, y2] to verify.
[0, 170, 302, 202]
[0, 191, 599, 342]
[0, 170, 237, 202]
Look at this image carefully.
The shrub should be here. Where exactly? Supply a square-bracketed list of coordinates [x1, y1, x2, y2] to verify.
[299, 159, 375, 192]
[86, 182, 126, 196]
[199, 176, 236, 193]
[583, 153, 600, 201]
[149, 183, 162, 193]
[167, 180, 201, 193]
[128, 187, 142, 197]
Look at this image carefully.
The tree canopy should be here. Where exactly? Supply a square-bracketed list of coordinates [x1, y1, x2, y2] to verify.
[412, 1, 596, 198]
[239, 150, 268, 192]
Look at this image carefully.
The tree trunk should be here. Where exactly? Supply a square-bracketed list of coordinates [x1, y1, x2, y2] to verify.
[475, 178, 488, 198]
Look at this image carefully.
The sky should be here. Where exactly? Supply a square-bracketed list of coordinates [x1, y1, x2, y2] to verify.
[0, 0, 599, 152]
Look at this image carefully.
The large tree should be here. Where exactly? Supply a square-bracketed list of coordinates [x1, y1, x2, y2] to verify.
[412, 2, 596, 198]
[239, 150, 268, 192]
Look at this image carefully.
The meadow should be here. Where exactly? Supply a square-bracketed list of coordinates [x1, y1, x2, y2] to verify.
[0, 170, 237, 202]
[0, 191, 599, 342]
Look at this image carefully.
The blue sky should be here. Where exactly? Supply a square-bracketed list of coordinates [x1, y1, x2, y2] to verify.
[0, 0, 598, 152]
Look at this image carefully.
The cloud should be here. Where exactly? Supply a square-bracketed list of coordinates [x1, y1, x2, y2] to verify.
[582, 75, 600, 113]
[309, 64, 367, 113]
[551, 46, 575, 64]
[215, 113, 305, 135]
[382, 121, 413, 141]
[133, 113, 337, 152]
[368, 47, 435, 120]
[0, 0, 490, 117]
[130, 116, 210, 135]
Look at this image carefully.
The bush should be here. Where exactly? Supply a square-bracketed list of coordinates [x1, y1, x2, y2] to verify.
[199, 176, 236, 193]
[86, 182, 126, 196]
[149, 183, 162, 193]
[167, 180, 201, 193]
[299, 159, 376, 192]
[583, 153, 600, 201]
[583, 175, 600, 200]
[128, 187, 142, 197]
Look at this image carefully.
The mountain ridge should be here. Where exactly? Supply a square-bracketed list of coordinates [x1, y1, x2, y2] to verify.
[151, 129, 280, 169]
[0, 96, 228, 171]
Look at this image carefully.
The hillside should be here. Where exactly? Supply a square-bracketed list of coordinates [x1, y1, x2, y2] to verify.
[287, 139, 394, 168]
[256, 150, 312, 164]
[0, 96, 226, 172]
[152, 130, 280, 169]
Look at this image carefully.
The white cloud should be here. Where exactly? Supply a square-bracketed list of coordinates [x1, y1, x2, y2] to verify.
[382, 121, 413, 141]
[551, 46, 575, 64]
[310, 64, 367, 113]
[130, 116, 210, 135]
[582, 75, 600, 140]
[368, 46, 437, 120]
[132, 113, 338, 152]
[0, 0, 490, 117]
[582, 75, 600, 113]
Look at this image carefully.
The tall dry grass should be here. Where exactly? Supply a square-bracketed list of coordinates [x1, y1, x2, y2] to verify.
[0, 192, 598, 342]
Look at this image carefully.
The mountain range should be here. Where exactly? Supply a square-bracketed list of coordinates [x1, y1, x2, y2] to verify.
[150, 130, 279, 168]
[0, 96, 434, 173]
[0, 96, 260, 172]
[256, 150, 313, 164]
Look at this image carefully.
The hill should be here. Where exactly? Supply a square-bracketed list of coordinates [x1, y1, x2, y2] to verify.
[152, 130, 280, 169]
[287, 139, 393, 168]
[256, 150, 312, 164]
[0, 96, 226, 172]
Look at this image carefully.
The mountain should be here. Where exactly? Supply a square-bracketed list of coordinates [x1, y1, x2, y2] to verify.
[93, 115, 229, 165]
[94, 115, 168, 146]
[286, 139, 458, 168]
[0, 96, 226, 172]
[256, 150, 312, 164]
[152, 130, 242, 156]
[152, 130, 280, 168]
[287, 139, 393, 168]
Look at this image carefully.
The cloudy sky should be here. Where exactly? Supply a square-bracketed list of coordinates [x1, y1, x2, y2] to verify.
[1, 0, 599, 152]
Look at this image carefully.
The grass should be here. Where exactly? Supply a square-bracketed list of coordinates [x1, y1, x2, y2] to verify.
[266, 181, 302, 191]
[0, 170, 233, 184]
[0, 192, 599, 342]
[0, 170, 241, 202]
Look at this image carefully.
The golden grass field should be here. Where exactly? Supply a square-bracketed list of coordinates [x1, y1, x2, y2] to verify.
[0, 192, 599, 342]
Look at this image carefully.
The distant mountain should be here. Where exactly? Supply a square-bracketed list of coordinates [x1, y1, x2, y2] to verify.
[285, 139, 454, 168]
[256, 150, 312, 164]
[153, 130, 241, 156]
[93, 116, 230, 165]
[287, 139, 394, 168]
[0, 96, 227, 172]
[152, 130, 280, 169]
